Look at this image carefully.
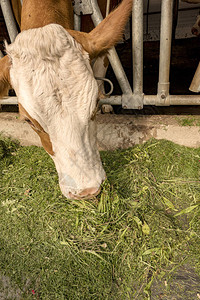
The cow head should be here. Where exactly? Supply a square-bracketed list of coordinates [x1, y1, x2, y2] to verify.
[191, 15, 200, 36]
[0, 0, 132, 199]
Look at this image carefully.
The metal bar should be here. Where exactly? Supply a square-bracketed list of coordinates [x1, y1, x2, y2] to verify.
[0, 0, 18, 42]
[107, 48, 132, 95]
[90, 0, 132, 95]
[0, 97, 18, 105]
[74, 13, 81, 31]
[2, 95, 200, 107]
[132, 0, 143, 96]
[105, 0, 110, 16]
[167, 95, 200, 105]
[100, 95, 200, 106]
[157, 0, 173, 105]
[90, 0, 104, 24]
[122, 0, 144, 109]
[99, 96, 122, 106]
[144, 95, 200, 106]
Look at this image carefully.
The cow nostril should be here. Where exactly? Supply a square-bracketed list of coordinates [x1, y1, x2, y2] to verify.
[79, 187, 100, 197]
[68, 187, 101, 200]
[191, 27, 198, 35]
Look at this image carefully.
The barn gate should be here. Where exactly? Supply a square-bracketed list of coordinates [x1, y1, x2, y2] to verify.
[0, 0, 200, 108]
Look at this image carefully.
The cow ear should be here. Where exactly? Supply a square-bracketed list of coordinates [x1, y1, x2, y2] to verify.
[69, 0, 132, 59]
[0, 55, 11, 98]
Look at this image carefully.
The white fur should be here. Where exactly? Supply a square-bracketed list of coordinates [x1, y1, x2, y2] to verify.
[7, 24, 106, 197]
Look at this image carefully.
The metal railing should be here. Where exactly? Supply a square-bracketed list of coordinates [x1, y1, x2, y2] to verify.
[0, 0, 18, 42]
[0, 0, 200, 108]
[101, 0, 200, 108]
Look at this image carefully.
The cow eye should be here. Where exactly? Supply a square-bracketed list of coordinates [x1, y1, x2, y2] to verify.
[24, 117, 43, 132]
[24, 118, 34, 126]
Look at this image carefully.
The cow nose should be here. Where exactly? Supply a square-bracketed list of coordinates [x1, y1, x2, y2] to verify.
[68, 187, 101, 199]
[191, 27, 198, 36]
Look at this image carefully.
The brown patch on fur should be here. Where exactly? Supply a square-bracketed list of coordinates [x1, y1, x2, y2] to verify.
[21, 0, 74, 30]
[80, 0, 121, 33]
[0, 55, 12, 98]
[19, 103, 54, 155]
[10, 0, 132, 59]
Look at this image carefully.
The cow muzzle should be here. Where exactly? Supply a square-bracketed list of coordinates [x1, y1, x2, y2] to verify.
[59, 180, 104, 200]
[58, 170, 106, 200]
[191, 26, 200, 36]
[68, 186, 101, 199]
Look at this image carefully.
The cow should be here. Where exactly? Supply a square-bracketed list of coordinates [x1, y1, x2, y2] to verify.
[9, 0, 119, 99]
[181, 0, 200, 36]
[191, 14, 200, 36]
[181, 0, 200, 37]
[0, 0, 133, 199]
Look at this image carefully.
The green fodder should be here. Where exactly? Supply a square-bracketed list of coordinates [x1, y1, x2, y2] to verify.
[0, 136, 199, 299]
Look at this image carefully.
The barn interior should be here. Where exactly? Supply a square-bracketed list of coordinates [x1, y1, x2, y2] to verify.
[0, 0, 200, 116]
[104, 0, 200, 115]
[0, 3, 200, 297]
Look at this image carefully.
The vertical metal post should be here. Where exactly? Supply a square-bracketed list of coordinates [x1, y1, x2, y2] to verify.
[132, 0, 144, 108]
[107, 48, 132, 95]
[74, 13, 81, 31]
[0, 0, 18, 42]
[90, 0, 132, 95]
[157, 0, 173, 105]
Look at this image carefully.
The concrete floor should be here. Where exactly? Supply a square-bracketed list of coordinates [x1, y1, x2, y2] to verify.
[0, 112, 200, 150]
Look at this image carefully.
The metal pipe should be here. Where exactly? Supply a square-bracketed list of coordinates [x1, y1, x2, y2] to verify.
[0, 96, 122, 107]
[90, 0, 104, 24]
[0, 97, 18, 105]
[144, 95, 200, 106]
[0, 0, 18, 43]
[99, 95, 122, 106]
[90, 0, 132, 95]
[105, 0, 110, 17]
[74, 13, 81, 31]
[107, 48, 132, 95]
[143, 95, 200, 106]
[167, 95, 200, 106]
[101, 95, 200, 106]
[123, 0, 144, 109]
[132, 0, 143, 95]
[157, 0, 173, 105]
[2, 95, 200, 106]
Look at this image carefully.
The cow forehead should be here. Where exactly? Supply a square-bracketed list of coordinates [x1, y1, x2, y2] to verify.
[7, 24, 98, 129]
[6, 23, 87, 61]
[7, 24, 92, 85]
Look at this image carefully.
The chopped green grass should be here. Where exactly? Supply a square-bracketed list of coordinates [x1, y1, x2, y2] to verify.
[0, 136, 200, 299]
[177, 116, 200, 127]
